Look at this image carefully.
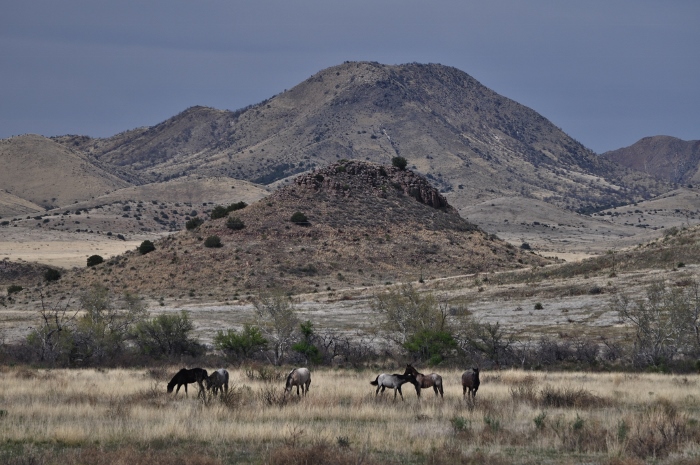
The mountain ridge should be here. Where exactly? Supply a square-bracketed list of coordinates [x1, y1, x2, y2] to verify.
[49, 61, 666, 213]
[602, 135, 700, 185]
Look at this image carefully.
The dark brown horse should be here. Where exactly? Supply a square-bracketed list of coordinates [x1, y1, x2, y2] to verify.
[167, 368, 208, 397]
[462, 367, 480, 400]
[404, 364, 444, 399]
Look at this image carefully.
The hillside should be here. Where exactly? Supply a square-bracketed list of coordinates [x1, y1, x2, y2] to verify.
[0, 134, 130, 213]
[602, 135, 700, 185]
[57, 161, 548, 298]
[53, 62, 666, 213]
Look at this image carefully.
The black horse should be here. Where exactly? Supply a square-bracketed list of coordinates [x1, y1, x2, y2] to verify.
[167, 368, 208, 397]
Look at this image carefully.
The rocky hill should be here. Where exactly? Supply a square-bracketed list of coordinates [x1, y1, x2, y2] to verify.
[52, 62, 666, 214]
[602, 136, 700, 185]
[59, 161, 548, 298]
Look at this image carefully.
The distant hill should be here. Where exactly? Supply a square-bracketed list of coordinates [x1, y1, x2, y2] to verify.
[61, 161, 548, 298]
[602, 136, 700, 185]
[0, 134, 130, 212]
[52, 62, 666, 214]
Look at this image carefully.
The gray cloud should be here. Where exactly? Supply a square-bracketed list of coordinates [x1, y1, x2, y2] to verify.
[1, 0, 698, 152]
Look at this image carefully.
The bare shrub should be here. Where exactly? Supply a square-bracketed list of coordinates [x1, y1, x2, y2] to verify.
[550, 413, 608, 453]
[146, 366, 168, 380]
[269, 440, 376, 465]
[627, 401, 693, 459]
[245, 364, 284, 382]
[538, 385, 608, 409]
[259, 385, 291, 407]
[509, 384, 538, 406]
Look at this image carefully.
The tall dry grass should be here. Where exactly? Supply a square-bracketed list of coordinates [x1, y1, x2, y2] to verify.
[0, 366, 699, 464]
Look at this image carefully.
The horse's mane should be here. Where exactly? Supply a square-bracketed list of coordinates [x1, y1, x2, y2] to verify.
[285, 369, 295, 387]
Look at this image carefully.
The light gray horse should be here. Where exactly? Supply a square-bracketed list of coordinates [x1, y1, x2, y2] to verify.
[285, 367, 311, 396]
[205, 368, 229, 395]
[370, 372, 418, 401]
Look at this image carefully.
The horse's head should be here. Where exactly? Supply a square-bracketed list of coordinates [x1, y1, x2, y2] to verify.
[284, 370, 295, 392]
[404, 364, 418, 377]
[204, 376, 213, 390]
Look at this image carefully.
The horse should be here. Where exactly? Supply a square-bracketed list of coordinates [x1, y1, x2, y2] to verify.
[285, 367, 311, 396]
[404, 364, 444, 399]
[167, 368, 208, 397]
[370, 372, 418, 401]
[462, 367, 480, 400]
[205, 368, 229, 395]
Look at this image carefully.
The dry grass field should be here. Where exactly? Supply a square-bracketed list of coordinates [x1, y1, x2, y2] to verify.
[1, 366, 699, 464]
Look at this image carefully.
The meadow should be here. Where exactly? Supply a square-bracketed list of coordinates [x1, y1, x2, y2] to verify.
[1, 366, 699, 464]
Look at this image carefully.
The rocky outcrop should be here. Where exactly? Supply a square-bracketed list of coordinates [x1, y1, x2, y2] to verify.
[294, 160, 455, 212]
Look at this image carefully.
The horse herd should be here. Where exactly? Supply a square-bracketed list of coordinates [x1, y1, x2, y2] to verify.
[167, 365, 479, 401]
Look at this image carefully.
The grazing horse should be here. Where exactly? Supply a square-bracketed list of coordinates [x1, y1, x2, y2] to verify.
[404, 364, 444, 399]
[370, 372, 418, 401]
[462, 367, 480, 400]
[205, 368, 229, 395]
[285, 368, 311, 396]
[167, 368, 208, 397]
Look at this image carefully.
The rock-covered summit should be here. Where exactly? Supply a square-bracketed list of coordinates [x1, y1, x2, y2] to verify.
[294, 160, 453, 211]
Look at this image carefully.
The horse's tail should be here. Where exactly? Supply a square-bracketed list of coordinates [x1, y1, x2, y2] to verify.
[370, 375, 379, 386]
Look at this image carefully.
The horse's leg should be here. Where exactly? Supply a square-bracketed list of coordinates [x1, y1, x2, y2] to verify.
[375, 385, 380, 396]
[184, 384, 188, 397]
[463, 385, 467, 398]
[397, 385, 404, 401]
[438, 383, 444, 399]
[175, 384, 181, 397]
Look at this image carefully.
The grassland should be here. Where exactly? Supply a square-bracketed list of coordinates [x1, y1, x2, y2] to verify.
[1, 366, 699, 464]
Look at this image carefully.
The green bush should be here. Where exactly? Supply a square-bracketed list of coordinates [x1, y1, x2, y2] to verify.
[214, 324, 267, 358]
[185, 217, 204, 230]
[138, 240, 155, 255]
[403, 329, 457, 365]
[204, 235, 222, 248]
[44, 268, 61, 282]
[534, 302, 544, 310]
[133, 311, 203, 357]
[7, 284, 23, 295]
[86, 255, 104, 267]
[392, 156, 408, 170]
[211, 202, 248, 220]
[226, 216, 245, 230]
[290, 211, 309, 225]
[210, 205, 229, 220]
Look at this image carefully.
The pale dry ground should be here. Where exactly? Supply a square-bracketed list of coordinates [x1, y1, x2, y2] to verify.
[2, 261, 699, 348]
[0, 367, 698, 463]
[0, 227, 148, 268]
[461, 188, 700, 259]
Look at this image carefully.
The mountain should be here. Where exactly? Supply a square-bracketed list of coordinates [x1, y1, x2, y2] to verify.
[0, 134, 130, 213]
[61, 161, 548, 298]
[602, 136, 700, 185]
[53, 62, 666, 214]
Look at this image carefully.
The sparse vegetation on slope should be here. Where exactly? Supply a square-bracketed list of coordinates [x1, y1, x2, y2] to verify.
[51, 161, 546, 297]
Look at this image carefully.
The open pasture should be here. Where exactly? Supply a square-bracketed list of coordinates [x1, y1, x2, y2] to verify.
[1, 367, 700, 464]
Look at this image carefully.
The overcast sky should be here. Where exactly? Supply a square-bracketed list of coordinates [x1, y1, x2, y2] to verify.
[1, 1, 698, 153]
